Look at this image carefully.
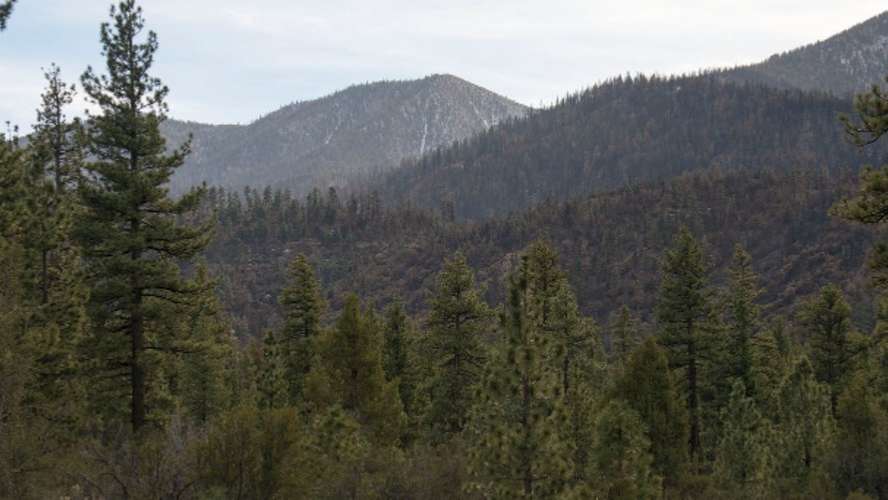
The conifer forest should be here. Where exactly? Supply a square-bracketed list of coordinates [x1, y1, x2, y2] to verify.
[3, 1, 888, 498]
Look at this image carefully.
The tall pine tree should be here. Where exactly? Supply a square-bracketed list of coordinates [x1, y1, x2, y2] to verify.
[468, 252, 572, 498]
[656, 227, 713, 459]
[77, 0, 213, 431]
[278, 253, 325, 404]
[422, 252, 489, 439]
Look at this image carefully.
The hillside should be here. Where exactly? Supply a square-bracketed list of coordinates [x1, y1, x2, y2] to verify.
[162, 74, 528, 194]
[373, 75, 888, 220]
[201, 166, 879, 337]
[722, 10, 888, 96]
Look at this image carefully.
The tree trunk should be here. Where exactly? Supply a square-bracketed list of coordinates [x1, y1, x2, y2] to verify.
[130, 228, 146, 431]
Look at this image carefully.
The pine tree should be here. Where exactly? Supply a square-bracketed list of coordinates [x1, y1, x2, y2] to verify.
[176, 261, 236, 423]
[527, 243, 601, 486]
[278, 253, 325, 403]
[724, 245, 761, 392]
[609, 304, 639, 366]
[467, 255, 572, 498]
[615, 338, 688, 488]
[831, 369, 888, 498]
[31, 64, 82, 193]
[841, 75, 888, 147]
[834, 75, 888, 292]
[304, 294, 405, 445]
[714, 381, 776, 498]
[0, 0, 15, 30]
[750, 317, 792, 414]
[773, 356, 836, 494]
[76, 0, 213, 431]
[587, 400, 662, 500]
[655, 227, 713, 459]
[799, 284, 855, 414]
[257, 330, 288, 410]
[422, 252, 489, 439]
[382, 300, 417, 421]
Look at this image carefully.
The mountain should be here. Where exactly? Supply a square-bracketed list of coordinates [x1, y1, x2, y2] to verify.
[721, 10, 888, 95]
[374, 75, 888, 220]
[162, 74, 528, 194]
[202, 166, 878, 337]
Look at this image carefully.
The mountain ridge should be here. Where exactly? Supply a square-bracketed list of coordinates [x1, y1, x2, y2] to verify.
[721, 10, 888, 95]
[162, 74, 529, 194]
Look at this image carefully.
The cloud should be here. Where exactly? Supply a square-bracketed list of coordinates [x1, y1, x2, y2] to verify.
[1, 0, 885, 128]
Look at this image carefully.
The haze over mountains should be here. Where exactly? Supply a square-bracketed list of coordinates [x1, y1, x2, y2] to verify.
[164, 10, 888, 202]
[163, 74, 527, 194]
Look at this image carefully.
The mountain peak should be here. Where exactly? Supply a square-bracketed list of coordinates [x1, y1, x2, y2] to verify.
[162, 75, 528, 194]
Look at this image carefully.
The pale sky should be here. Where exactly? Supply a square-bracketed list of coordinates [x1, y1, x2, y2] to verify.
[0, 0, 885, 129]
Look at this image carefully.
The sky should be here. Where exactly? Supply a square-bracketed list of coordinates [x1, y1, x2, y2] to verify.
[0, 0, 886, 129]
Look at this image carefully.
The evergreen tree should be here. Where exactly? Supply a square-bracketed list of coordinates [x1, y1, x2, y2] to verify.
[799, 284, 855, 414]
[31, 64, 82, 193]
[278, 253, 325, 403]
[0, 0, 14, 30]
[587, 400, 662, 500]
[615, 338, 689, 488]
[835, 75, 888, 293]
[714, 381, 776, 498]
[841, 75, 888, 147]
[609, 305, 639, 366]
[382, 300, 417, 422]
[467, 255, 572, 498]
[655, 227, 713, 459]
[750, 317, 793, 414]
[176, 261, 236, 423]
[422, 252, 489, 438]
[723, 244, 761, 392]
[831, 369, 888, 498]
[773, 357, 836, 495]
[304, 294, 405, 445]
[257, 330, 288, 410]
[76, 0, 213, 431]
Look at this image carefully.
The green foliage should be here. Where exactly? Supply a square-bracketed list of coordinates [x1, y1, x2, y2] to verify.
[656, 227, 714, 459]
[799, 284, 856, 413]
[723, 245, 761, 392]
[609, 305, 639, 366]
[257, 330, 288, 410]
[422, 252, 490, 439]
[615, 338, 689, 487]
[773, 357, 836, 495]
[381, 300, 420, 440]
[830, 369, 888, 497]
[467, 248, 573, 498]
[587, 400, 662, 499]
[0, 0, 14, 30]
[305, 294, 405, 445]
[713, 381, 776, 498]
[76, 0, 213, 431]
[278, 253, 325, 403]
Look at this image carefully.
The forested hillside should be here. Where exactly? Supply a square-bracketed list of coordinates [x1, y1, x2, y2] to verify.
[204, 166, 879, 337]
[375, 74, 888, 219]
[4, 2, 888, 499]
